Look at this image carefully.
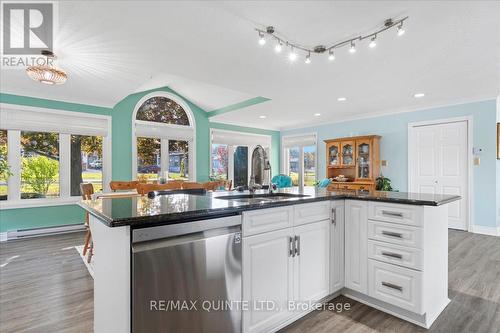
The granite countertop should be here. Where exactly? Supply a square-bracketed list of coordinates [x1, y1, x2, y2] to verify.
[78, 187, 461, 228]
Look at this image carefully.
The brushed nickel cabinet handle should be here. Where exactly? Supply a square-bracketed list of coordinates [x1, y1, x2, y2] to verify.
[382, 231, 403, 238]
[382, 210, 404, 218]
[381, 251, 403, 259]
[382, 282, 403, 291]
[294, 235, 300, 256]
[289, 236, 295, 257]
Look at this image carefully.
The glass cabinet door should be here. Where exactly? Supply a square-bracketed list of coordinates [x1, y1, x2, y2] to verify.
[357, 140, 371, 179]
[341, 141, 355, 166]
[328, 143, 340, 166]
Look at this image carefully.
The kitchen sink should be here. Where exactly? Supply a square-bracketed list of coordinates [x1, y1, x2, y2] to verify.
[215, 193, 309, 202]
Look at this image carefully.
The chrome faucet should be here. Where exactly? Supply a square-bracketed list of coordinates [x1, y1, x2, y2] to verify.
[248, 176, 262, 193]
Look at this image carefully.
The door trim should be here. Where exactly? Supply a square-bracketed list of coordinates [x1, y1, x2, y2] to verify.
[407, 116, 473, 232]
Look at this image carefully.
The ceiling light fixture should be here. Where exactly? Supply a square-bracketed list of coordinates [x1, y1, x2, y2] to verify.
[274, 41, 283, 53]
[259, 115, 267, 119]
[397, 22, 405, 36]
[328, 50, 335, 61]
[414, 93, 425, 98]
[254, 17, 408, 65]
[26, 50, 67, 85]
[314, 113, 321, 116]
[349, 41, 357, 53]
[289, 47, 297, 62]
[258, 32, 266, 45]
[305, 52, 311, 64]
[337, 97, 347, 102]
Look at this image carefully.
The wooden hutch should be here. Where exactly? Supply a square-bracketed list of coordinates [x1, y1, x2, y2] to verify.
[324, 135, 381, 191]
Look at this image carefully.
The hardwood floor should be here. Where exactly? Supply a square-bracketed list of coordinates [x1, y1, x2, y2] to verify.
[0, 230, 499, 333]
[0, 232, 93, 333]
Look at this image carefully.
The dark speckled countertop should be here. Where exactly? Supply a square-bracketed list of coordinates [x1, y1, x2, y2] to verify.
[78, 187, 460, 228]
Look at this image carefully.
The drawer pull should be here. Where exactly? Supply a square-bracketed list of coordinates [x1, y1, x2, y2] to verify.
[382, 282, 403, 291]
[289, 236, 295, 257]
[294, 235, 300, 256]
[381, 251, 403, 259]
[382, 210, 404, 218]
[382, 231, 403, 238]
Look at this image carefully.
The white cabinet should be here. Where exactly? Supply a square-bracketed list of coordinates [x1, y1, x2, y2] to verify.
[242, 203, 331, 333]
[242, 228, 294, 333]
[330, 200, 344, 293]
[242, 206, 293, 237]
[344, 200, 368, 294]
[294, 220, 331, 303]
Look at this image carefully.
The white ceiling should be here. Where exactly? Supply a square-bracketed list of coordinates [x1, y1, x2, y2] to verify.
[1, 1, 499, 130]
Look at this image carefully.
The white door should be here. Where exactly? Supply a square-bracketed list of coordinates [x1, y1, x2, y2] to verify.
[294, 220, 330, 303]
[344, 200, 368, 294]
[410, 121, 468, 230]
[330, 201, 345, 293]
[242, 229, 294, 333]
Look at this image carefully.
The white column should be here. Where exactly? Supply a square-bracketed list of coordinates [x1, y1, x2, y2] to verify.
[161, 138, 169, 179]
[59, 134, 70, 198]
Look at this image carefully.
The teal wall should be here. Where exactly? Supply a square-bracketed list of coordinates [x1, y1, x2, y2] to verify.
[0, 90, 280, 232]
[282, 100, 497, 228]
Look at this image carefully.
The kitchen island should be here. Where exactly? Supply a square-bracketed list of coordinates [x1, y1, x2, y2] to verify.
[80, 188, 460, 333]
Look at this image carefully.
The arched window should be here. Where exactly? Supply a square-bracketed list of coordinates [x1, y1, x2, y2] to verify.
[136, 97, 190, 125]
[133, 93, 196, 181]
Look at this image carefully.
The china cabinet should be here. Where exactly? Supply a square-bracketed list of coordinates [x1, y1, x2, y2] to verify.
[325, 135, 381, 191]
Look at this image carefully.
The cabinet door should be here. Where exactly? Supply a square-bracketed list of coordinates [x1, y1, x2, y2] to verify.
[340, 141, 355, 167]
[242, 229, 294, 333]
[294, 220, 330, 303]
[345, 200, 368, 294]
[327, 142, 341, 167]
[356, 139, 372, 180]
[330, 201, 345, 293]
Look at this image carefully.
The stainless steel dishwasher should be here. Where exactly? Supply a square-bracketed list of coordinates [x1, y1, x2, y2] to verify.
[132, 215, 242, 333]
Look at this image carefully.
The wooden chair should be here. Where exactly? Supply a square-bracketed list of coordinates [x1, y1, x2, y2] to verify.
[203, 181, 220, 191]
[109, 180, 139, 192]
[80, 183, 94, 263]
[181, 182, 205, 189]
[136, 182, 182, 196]
[221, 180, 232, 191]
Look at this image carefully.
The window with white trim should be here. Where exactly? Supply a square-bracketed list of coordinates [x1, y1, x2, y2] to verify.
[133, 94, 195, 181]
[0, 104, 111, 208]
[282, 134, 317, 188]
[210, 129, 271, 187]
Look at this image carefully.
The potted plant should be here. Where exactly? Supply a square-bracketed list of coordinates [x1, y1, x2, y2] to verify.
[375, 174, 393, 191]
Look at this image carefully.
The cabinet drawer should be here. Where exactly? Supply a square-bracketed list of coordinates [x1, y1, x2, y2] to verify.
[368, 202, 422, 226]
[243, 206, 293, 237]
[294, 201, 331, 226]
[368, 259, 423, 314]
[368, 240, 423, 270]
[368, 221, 422, 249]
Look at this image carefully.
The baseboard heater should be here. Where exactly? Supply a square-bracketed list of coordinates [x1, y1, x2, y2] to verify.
[5, 223, 86, 241]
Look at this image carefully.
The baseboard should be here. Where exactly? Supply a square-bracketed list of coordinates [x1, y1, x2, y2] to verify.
[472, 225, 499, 236]
[1, 223, 85, 242]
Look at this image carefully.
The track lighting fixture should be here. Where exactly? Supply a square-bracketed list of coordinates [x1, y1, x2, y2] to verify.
[258, 32, 266, 45]
[305, 52, 311, 64]
[254, 17, 408, 65]
[328, 50, 335, 61]
[349, 41, 356, 53]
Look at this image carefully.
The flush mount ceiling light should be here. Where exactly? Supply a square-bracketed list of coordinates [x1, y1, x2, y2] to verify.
[255, 17, 408, 65]
[26, 50, 67, 85]
[337, 97, 347, 102]
[259, 115, 267, 119]
[314, 113, 321, 116]
[414, 92, 425, 98]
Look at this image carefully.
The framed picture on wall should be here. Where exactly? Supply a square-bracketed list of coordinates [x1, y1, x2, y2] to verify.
[498, 123, 500, 159]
